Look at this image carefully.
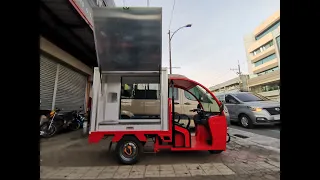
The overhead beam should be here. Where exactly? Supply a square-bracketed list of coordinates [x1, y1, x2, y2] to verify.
[40, 21, 96, 67]
[40, 1, 96, 57]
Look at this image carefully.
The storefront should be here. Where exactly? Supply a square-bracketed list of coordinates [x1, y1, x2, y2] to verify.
[40, 53, 88, 111]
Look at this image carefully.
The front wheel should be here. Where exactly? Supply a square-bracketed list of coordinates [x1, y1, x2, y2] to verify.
[115, 136, 143, 165]
[239, 114, 254, 129]
[40, 122, 57, 138]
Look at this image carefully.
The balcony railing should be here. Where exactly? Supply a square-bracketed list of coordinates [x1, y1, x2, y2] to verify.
[248, 70, 280, 87]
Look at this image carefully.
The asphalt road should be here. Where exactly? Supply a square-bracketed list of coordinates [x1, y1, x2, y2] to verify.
[230, 124, 280, 139]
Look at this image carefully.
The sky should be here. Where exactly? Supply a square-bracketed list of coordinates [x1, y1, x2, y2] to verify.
[113, 0, 280, 87]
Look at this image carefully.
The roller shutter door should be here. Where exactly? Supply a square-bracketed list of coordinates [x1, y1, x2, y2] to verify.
[40, 55, 57, 110]
[54, 64, 87, 112]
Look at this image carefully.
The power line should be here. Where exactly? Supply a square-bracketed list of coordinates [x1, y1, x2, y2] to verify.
[168, 0, 176, 30]
[147, 0, 150, 7]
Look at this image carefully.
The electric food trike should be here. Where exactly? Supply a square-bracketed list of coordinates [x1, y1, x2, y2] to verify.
[88, 7, 228, 164]
[88, 68, 227, 164]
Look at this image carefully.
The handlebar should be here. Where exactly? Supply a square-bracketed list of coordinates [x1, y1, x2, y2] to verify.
[189, 108, 203, 113]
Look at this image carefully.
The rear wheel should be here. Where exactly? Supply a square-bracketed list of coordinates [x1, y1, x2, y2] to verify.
[115, 136, 143, 165]
[69, 120, 81, 131]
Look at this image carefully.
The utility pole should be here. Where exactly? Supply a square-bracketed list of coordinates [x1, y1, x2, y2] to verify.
[230, 60, 242, 75]
[230, 60, 242, 91]
[168, 30, 172, 74]
[168, 24, 192, 74]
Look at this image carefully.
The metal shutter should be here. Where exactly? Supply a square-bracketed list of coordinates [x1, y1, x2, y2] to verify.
[40, 55, 57, 110]
[55, 65, 87, 112]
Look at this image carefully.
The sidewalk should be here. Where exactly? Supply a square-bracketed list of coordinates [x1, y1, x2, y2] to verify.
[40, 133, 280, 179]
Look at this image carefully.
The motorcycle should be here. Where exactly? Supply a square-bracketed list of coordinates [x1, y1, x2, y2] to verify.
[67, 110, 85, 131]
[40, 108, 62, 138]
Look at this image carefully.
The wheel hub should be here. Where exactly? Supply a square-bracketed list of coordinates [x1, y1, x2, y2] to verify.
[120, 142, 137, 161]
[241, 117, 249, 127]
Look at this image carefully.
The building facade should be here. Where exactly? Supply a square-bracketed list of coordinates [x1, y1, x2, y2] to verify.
[209, 75, 250, 94]
[40, 0, 115, 112]
[243, 10, 280, 101]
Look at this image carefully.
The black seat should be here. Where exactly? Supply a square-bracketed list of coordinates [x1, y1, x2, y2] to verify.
[174, 114, 191, 130]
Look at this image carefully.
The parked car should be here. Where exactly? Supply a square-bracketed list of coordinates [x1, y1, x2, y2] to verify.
[215, 92, 280, 128]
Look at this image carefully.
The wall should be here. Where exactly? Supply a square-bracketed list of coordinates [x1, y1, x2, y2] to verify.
[40, 36, 93, 76]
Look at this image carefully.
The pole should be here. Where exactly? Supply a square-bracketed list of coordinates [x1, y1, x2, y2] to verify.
[168, 30, 172, 74]
[238, 60, 241, 75]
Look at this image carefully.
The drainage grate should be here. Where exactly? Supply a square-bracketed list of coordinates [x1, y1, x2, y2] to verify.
[233, 134, 249, 139]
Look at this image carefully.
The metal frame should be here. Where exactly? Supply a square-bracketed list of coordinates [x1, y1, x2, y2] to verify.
[90, 68, 169, 133]
[40, 0, 96, 67]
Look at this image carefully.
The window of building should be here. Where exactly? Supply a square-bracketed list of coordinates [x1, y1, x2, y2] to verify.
[254, 53, 276, 67]
[257, 66, 279, 76]
[251, 40, 274, 56]
[251, 82, 280, 93]
[255, 20, 280, 40]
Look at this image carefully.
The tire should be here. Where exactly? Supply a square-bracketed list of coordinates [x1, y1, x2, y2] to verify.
[227, 133, 231, 143]
[239, 114, 254, 129]
[40, 122, 57, 138]
[69, 120, 81, 131]
[115, 136, 143, 165]
[209, 150, 223, 154]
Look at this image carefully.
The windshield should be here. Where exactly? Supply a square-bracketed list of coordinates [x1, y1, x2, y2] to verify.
[233, 93, 266, 102]
[186, 85, 220, 112]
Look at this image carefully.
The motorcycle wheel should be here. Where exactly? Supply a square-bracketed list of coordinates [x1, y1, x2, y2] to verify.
[69, 121, 81, 131]
[40, 122, 57, 138]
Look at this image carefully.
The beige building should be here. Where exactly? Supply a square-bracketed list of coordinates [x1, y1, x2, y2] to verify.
[209, 75, 249, 94]
[243, 10, 280, 101]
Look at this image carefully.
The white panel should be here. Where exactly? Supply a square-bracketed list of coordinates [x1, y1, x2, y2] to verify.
[96, 82, 106, 124]
[98, 124, 162, 131]
[104, 75, 121, 120]
[161, 68, 169, 131]
[90, 68, 101, 133]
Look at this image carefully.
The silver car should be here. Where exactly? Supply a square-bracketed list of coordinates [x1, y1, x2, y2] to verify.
[216, 92, 280, 128]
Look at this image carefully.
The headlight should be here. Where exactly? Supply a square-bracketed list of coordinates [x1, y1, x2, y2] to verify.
[248, 106, 262, 112]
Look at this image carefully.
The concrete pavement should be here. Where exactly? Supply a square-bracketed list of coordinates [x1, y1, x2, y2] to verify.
[229, 127, 280, 153]
[40, 130, 280, 179]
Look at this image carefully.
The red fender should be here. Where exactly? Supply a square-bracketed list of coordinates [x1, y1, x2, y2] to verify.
[111, 133, 147, 142]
